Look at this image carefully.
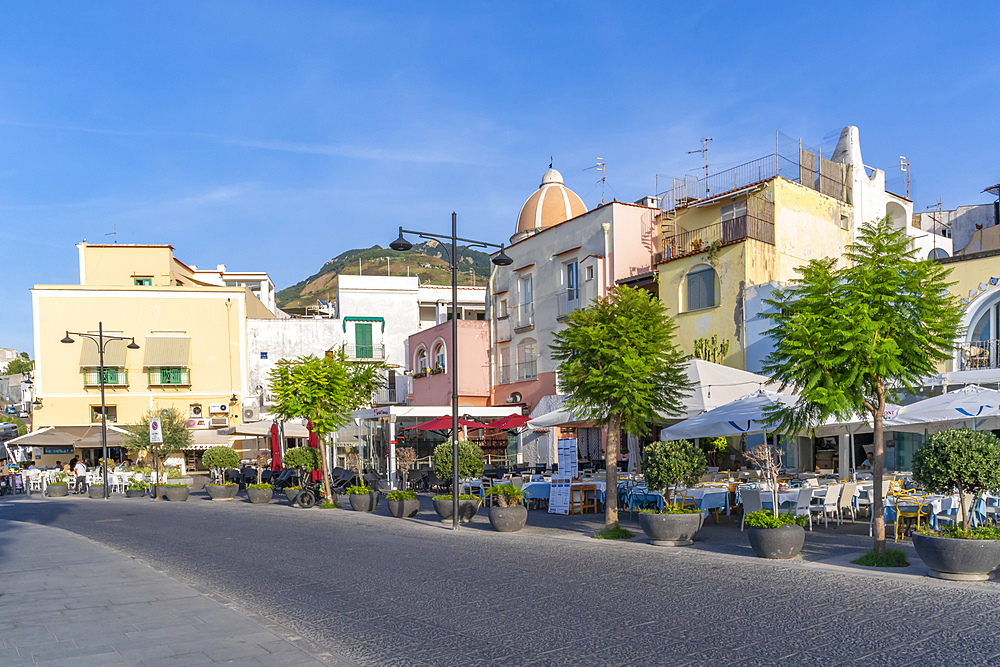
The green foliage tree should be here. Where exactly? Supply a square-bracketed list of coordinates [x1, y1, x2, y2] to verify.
[700, 435, 729, 467]
[761, 216, 962, 552]
[643, 440, 706, 507]
[268, 351, 384, 502]
[433, 440, 483, 484]
[912, 428, 1000, 531]
[283, 446, 322, 480]
[121, 407, 192, 498]
[550, 285, 692, 529]
[202, 445, 240, 484]
[3, 352, 33, 376]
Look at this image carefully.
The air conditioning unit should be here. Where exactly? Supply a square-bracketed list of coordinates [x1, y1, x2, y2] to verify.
[242, 405, 260, 423]
[210, 416, 229, 427]
[209, 404, 229, 414]
[190, 404, 203, 419]
[653, 250, 666, 265]
[507, 391, 522, 403]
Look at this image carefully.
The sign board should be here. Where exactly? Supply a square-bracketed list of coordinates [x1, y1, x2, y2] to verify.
[557, 438, 578, 478]
[374, 407, 391, 418]
[548, 475, 571, 514]
[44, 446, 75, 455]
[149, 417, 163, 443]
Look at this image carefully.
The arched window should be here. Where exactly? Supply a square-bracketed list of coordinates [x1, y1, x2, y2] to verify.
[414, 347, 428, 374]
[517, 338, 538, 380]
[686, 265, 717, 311]
[433, 343, 446, 372]
[961, 292, 1000, 370]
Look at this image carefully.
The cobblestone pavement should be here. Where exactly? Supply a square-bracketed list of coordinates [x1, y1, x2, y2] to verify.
[3, 491, 1000, 666]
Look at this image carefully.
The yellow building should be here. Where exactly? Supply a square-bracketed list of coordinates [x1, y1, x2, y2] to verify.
[931, 251, 1000, 384]
[30, 243, 275, 467]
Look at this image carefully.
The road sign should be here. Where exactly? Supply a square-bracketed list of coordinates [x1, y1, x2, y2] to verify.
[149, 417, 163, 443]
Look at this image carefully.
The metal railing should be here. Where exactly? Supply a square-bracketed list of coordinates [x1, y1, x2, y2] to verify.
[558, 289, 581, 318]
[374, 387, 400, 404]
[516, 359, 537, 381]
[343, 344, 386, 360]
[662, 215, 775, 262]
[959, 340, 999, 371]
[83, 368, 128, 386]
[515, 304, 534, 330]
[147, 367, 191, 386]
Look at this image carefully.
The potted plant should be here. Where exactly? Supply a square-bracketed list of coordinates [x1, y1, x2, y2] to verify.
[396, 446, 417, 490]
[911, 428, 1000, 580]
[247, 483, 274, 504]
[742, 443, 807, 559]
[386, 489, 419, 518]
[162, 482, 189, 501]
[483, 483, 528, 532]
[346, 484, 379, 512]
[46, 473, 69, 497]
[88, 483, 106, 499]
[744, 511, 808, 558]
[202, 445, 240, 501]
[431, 439, 484, 522]
[125, 479, 147, 498]
[283, 485, 301, 504]
[637, 439, 707, 546]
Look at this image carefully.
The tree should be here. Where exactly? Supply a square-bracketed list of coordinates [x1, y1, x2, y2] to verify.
[744, 443, 783, 519]
[761, 216, 962, 552]
[396, 446, 417, 490]
[643, 440, 706, 508]
[3, 352, 33, 376]
[121, 407, 192, 498]
[268, 351, 384, 503]
[912, 428, 1000, 531]
[433, 440, 483, 486]
[202, 445, 240, 483]
[551, 285, 692, 529]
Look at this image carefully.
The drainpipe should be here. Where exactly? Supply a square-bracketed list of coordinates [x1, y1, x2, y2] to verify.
[602, 222, 611, 294]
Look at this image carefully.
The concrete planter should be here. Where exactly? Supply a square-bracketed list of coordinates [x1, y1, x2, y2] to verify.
[638, 511, 703, 546]
[206, 484, 238, 501]
[125, 489, 145, 499]
[433, 497, 479, 523]
[88, 485, 106, 499]
[748, 524, 806, 559]
[387, 497, 420, 518]
[913, 532, 1000, 581]
[164, 486, 189, 501]
[349, 492, 379, 512]
[46, 484, 69, 497]
[247, 488, 273, 504]
[284, 488, 300, 504]
[489, 505, 528, 532]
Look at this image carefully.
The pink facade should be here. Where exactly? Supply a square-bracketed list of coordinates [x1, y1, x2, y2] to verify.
[407, 319, 491, 407]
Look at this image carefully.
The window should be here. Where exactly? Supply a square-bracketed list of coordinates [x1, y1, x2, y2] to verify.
[134, 277, 152, 286]
[686, 265, 717, 311]
[91, 405, 117, 423]
[414, 348, 428, 375]
[585, 265, 594, 281]
[499, 347, 511, 384]
[497, 298, 508, 318]
[83, 367, 128, 386]
[517, 339, 538, 380]
[147, 367, 191, 385]
[566, 260, 579, 302]
[519, 276, 534, 326]
[721, 199, 747, 222]
[433, 343, 446, 372]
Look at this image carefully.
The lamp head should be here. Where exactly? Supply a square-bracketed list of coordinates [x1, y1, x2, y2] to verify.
[127, 338, 140, 350]
[492, 245, 513, 267]
[389, 227, 413, 252]
[60, 333, 74, 344]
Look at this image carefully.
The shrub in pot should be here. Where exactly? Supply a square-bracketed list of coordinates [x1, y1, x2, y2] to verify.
[483, 483, 528, 532]
[911, 428, 1000, 580]
[283, 446, 322, 505]
[283, 485, 301, 504]
[637, 439, 706, 546]
[247, 483, 274, 504]
[202, 445, 240, 500]
[125, 480, 147, 498]
[47, 472, 69, 497]
[432, 439, 484, 491]
[163, 483, 189, 501]
[745, 510, 808, 559]
[346, 484, 379, 512]
[88, 483, 106, 499]
[386, 489, 419, 518]
[432, 494, 480, 523]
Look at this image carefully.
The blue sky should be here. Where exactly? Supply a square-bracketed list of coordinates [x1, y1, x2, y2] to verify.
[1, 1, 998, 354]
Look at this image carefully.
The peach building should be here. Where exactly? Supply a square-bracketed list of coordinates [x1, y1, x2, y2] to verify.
[406, 319, 491, 407]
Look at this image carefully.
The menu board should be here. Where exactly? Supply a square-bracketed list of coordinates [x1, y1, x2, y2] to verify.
[549, 475, 571, 514]
[557, 438, 578, 478]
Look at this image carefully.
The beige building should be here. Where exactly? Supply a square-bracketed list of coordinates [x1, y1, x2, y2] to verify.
[30, 243, 275, 467]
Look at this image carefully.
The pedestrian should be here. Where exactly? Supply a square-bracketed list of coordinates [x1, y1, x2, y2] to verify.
[74, 459, 88, 494]
[69, 456, 79, 470]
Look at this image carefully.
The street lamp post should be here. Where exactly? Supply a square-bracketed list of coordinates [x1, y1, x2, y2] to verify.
[61, 323, 140, 499]
[390, 213, 512, 530]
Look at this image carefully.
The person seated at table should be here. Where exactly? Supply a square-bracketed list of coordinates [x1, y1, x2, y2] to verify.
[26, 461, 38, 470]
[54, 460, 61, 471]
[859, 452, 874, 470]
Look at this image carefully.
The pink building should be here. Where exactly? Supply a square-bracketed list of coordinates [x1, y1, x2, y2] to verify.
[407, 319, 491, 407]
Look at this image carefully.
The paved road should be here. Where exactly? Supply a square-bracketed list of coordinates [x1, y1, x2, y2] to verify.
[3, 492, 1000, 666]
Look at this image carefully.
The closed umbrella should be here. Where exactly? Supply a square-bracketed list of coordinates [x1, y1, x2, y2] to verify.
[307, 422, 321, 483]
[270, 423, 282, 471]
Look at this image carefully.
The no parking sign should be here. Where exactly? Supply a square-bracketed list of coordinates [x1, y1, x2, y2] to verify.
[149, 417, 163, 443]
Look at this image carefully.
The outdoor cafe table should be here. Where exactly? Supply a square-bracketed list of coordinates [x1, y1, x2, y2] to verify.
[521, 480, 608, 507]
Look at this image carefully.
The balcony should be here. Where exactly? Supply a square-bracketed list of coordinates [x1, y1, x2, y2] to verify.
[83, 368, 128, 387]
[343, 343, 386, 361]
[557, 289, 581, 321]
[514, 304, 534, 333]
[495, 315, 512, 342]
[959, 340, 1000, 371]
[374, 387, 402, 404]
[661, 215, 775, 263]
[147, 367, 191, 386]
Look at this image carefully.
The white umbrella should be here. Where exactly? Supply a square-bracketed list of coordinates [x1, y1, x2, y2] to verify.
[885, 385, 1000, 433]
[659, 390, 799, 440]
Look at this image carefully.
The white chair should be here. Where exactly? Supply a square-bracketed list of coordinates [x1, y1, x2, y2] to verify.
[810, 484, 841, 528]
[740, 488, 763, 532]
[790, 487, 814, 530]
[804, 478, 819, 488]
[837, 482, 858, 523]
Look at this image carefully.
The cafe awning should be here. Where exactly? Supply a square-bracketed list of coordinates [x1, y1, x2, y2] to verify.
[216, 420, 310, 438]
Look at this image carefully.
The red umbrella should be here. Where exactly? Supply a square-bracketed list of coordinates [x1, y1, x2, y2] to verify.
[404, 416, 486, 431]
[269, 423, 282, 471]
[485, 414, 531, 430]
[307, 422, 321, 483]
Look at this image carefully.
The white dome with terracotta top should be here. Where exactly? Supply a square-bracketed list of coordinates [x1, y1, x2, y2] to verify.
[515, 168, 587, 237]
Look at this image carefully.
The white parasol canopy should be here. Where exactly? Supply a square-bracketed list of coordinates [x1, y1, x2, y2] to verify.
[884, 385, 1000, 433]
[659, 390, 799, 440]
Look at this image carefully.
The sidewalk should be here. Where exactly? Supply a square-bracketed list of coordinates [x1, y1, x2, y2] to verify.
[0, 516, 345, 667]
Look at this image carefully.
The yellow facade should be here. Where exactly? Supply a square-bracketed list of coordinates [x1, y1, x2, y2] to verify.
[658, 177, 854, 369]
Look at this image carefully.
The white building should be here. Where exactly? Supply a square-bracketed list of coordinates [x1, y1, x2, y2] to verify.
[191, 265, 280, 316]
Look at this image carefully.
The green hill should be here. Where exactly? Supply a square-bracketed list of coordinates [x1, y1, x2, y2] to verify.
[275, 241, 493, 309]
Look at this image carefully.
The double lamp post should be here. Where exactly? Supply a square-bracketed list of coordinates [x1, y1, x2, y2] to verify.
[61, 323, 139, 500]
[390, 212, 512, 530]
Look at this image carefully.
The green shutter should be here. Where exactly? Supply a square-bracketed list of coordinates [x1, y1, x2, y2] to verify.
[355, 323, 373, 359]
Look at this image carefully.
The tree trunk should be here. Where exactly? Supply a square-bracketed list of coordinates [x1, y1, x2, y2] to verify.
[605, 414, 621, 528]
[872, 381, 887, 553]
[957, 483, 967, 532]
[319, 442, 333, 503]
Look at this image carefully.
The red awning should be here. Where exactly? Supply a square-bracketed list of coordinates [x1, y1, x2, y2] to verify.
[404, 416, 486, 431]
[485, 414, 531, 430]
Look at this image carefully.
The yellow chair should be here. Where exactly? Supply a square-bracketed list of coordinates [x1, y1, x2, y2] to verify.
[678, 492, 698, 512]
[893, 494, 929, 542]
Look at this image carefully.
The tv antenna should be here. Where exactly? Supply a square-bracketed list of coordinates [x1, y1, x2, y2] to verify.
[899, 156, 910, 198]
[688, 138, 712, 182]
[584, 158, 606, 203]
[925, 197, 944, 253]
[105, 224, 117, 244]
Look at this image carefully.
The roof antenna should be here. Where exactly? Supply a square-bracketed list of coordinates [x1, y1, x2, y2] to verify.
[105, 223, 117, 244]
